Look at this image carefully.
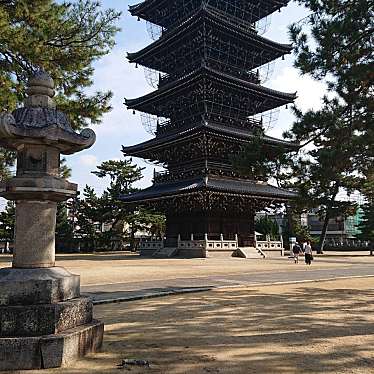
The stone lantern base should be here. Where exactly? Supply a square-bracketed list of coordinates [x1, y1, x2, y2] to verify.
[0, 267, 104, 370]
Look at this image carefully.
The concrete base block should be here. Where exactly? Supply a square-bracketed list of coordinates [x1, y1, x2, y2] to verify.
[0, 297, 92, 337]
[0, 335, 41, 370]
[139, 248, 158, 257]
[0, 267, 80, 305]
[0, 320, 104, 370]
[177, 248, 207, 258]
[208, 250, 235, 258]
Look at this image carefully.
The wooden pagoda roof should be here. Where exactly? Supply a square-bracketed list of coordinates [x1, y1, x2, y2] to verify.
[129, 0, 290, 27]
[122, 121, 299, 159]
[125, 66, 297, 117]
[127, 7, 292, 72]
[121, 175, 297, 203]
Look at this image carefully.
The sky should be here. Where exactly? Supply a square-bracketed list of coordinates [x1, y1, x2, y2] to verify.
[66, 0, 327, 195]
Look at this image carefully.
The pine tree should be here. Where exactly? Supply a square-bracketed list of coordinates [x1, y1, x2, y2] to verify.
[75, 185, 105, 251]
[231, 137, 290, 185]
[55, 202, 74, 251]
[93, 159, 166, 250]
[289, 0, 373, 178]
[0, 0, 121, 178]
[93, 159, 144, 197]
[285, 0, 373, 251]
[358, 203, 374, 243]
[255, 216, 280, 241]
[357, 175, 374, 244]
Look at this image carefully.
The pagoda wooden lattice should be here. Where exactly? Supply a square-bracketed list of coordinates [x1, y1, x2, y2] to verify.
[122, 0, 298, 256]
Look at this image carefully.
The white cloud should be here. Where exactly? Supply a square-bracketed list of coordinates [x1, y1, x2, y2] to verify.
[78, 154, 98, 167]
[269, 66, 327, 112]
[264, 66, 327, 140]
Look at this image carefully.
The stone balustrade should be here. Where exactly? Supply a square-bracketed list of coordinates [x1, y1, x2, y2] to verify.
[140, 234, 239, 251]
[139, 237, 164, 250]
[140, 235, 286, 253]
[179, 234, 238, 250]
[256, 239, 284, 256]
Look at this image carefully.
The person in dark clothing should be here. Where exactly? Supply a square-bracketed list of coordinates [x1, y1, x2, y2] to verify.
[292, 242, 301, 264]
[304, 241, 313, 265]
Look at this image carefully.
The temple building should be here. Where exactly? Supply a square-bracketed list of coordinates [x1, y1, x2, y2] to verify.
[122, 0, 299, 257]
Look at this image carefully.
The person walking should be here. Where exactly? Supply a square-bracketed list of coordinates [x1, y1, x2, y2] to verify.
[302, 240, 308, 252]
[304, 241, 313, 265]
[292, 242, 301, 264]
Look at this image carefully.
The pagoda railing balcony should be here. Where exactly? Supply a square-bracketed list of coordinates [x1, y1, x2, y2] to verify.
[158, 59, 260, 89]
[153, 167, 260, 185]
[204, 4, 258, 34]
[156, 114, 203, 136]
[158, 61, 202, 88]
[206, 58, 260, 84]
[204, 112, 263, 131]
[153, 170, 169, 184]
[155, 113, 263, 139]
[155, 118, 171, 133]
[153, 169, 204, 184]
[151, 4, 259, 37]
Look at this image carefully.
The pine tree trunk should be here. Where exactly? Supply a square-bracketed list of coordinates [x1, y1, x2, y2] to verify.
[318, 187, 340, 254]
[318, 210, 330, 254]
[286, 205, 294, 237]
[130, 226, 135, 251]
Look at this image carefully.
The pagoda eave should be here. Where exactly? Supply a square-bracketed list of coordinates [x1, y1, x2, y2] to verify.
[127, 8, 292, 69]
[129, 0, 290, 27]
[121, 176, 296, 204]
[125, 67, 297, 115]
[122, 123, 299, 159]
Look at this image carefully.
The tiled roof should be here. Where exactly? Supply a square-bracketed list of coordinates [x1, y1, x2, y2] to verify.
[122, 121, 299, 155]
[125, 66, 297, 112]
[129, 0, 290, 26]
[128, 7, 292, 65]
[121, 175, 297, 202]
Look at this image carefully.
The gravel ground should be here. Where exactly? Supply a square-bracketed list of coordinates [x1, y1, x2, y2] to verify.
[16, 277, 374, 374]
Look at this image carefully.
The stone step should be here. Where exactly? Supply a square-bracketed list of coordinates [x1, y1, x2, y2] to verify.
[234, 247, 266, 259]
[152, 247, 178, 258]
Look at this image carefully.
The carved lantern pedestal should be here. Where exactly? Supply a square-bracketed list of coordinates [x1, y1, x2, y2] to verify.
[0, 71, 103, 370]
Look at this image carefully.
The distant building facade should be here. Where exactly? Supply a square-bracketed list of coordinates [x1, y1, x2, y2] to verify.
[301, 209, 363, 240]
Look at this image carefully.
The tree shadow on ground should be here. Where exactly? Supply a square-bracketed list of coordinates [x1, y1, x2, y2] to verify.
[28, 283, 374, 374]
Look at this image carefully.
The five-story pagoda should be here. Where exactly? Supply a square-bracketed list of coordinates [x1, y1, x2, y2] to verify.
[122, 0, 298, 257]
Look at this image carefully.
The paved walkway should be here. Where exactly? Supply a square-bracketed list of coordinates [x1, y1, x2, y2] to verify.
[82, 263, 374, 304]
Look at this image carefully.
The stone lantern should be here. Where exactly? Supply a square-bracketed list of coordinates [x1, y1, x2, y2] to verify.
[0, 70, 103, 370]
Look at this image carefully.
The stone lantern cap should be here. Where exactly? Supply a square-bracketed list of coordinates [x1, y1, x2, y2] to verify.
[0, 70, 95, 155]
